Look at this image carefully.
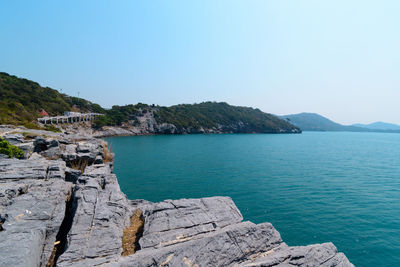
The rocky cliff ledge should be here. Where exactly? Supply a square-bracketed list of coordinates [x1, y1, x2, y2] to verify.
[0, 130, 353, 267]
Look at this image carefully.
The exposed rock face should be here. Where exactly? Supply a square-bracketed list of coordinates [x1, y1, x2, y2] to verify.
[88, 109, 300, 138]
[0, 130, 353, 267]
[89, 109, 180, 137]
[0, 161, 72, 267]
[237, 242, 353, 267]
[57, 168, 130, 266]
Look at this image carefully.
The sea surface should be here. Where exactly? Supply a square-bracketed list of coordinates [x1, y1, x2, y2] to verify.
[106, 132, 400, 267]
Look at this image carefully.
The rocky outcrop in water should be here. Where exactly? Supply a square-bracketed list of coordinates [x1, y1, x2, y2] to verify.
[0, 130, 353, 267]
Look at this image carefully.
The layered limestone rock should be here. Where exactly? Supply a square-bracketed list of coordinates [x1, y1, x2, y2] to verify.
[0, 131, 353, 267]
[0, 159, 71, 267]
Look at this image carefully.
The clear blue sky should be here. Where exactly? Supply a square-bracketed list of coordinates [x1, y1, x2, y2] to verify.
[1, 1, 399, 125]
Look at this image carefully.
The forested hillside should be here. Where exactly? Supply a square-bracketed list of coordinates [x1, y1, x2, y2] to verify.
[0, 72, 300, 134]
[154, 102, 299, 133]
[0, 72, 104, 127]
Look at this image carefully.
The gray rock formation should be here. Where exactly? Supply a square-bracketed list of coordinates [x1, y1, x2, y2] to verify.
[136, 197, 243, 250]
[0, 162, 72, 267]
[0, 130, 353, 267]
[3, 133, 24, 145]
[237, 242, 353, 267]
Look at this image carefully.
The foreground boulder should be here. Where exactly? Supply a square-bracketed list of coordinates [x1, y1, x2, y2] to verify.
[0, 131, 353, 267]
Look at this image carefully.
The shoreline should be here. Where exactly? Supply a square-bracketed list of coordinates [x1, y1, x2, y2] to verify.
[0, 128, 352, 267]
[1, 124, 302, 139]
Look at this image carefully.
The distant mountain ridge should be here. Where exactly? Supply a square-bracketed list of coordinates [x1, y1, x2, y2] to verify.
[352, 122, 400, 131]
[279, 113, 400, 133]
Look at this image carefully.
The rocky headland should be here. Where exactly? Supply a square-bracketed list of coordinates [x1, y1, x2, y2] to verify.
[55, 106, 301, 138]
[0, 72, 300, 136]
[0, 129, 353, 267]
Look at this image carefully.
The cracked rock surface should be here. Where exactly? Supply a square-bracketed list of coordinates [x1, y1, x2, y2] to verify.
[0, 130, 353, 267]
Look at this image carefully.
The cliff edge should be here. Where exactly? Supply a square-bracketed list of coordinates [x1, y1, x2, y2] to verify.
[0, 129, 353, 267]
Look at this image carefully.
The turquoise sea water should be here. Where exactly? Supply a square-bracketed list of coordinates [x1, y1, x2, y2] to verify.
[106, 132, 400, 267]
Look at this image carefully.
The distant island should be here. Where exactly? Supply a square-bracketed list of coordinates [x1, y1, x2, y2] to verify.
[280, 113, 400, 133]
[352, 122, 400, 131]
[0, 72, 300, 135]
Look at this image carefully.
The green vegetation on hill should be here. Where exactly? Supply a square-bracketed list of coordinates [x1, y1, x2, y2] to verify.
[93, 103, 149, 127]
[279, 113, 348, 131]
[154, 102, 298, 132]
[1, 72, 299, 133]
[0, 137, 24, 159]
[92, 102, 299, 133]
[0, 72, 104, 128]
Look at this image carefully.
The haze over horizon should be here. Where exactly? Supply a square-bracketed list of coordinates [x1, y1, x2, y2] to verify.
[1, 1, 399, 125]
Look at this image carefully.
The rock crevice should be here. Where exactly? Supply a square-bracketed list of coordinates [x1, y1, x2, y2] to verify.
[52, 187, 77, 266]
